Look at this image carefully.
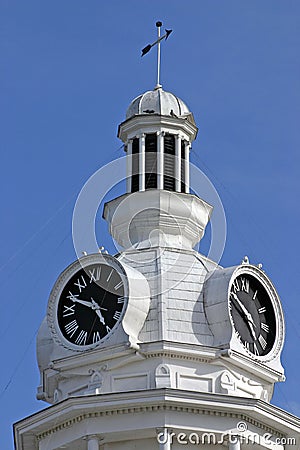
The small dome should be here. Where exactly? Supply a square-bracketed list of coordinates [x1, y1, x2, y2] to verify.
[126, 87, 191, 120]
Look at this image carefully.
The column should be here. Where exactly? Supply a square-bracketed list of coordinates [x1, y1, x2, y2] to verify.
[175, 134, 181, 192]
[157, 428, 172, 450]
[139, 133, 145, 191]
[185, 141, 190, 193]
[87, 435, 99, 450]
[229, 436, 241, 450]
[157, 131, 164, 189]
[126, 139, 132, 193]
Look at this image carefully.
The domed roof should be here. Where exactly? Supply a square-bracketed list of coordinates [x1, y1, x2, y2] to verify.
[126, 87, 191, 120]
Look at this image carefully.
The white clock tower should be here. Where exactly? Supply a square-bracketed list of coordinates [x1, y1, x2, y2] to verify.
[14, 25, 300, 450]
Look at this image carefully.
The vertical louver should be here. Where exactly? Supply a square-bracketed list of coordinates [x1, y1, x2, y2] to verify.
[145, 133, 157, 189]
[131, 137, 139, 193]
[163, 133, 176, 191]
[181, 140, 186, 193]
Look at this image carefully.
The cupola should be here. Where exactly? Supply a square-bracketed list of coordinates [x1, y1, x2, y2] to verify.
[118, 86, 198, 194]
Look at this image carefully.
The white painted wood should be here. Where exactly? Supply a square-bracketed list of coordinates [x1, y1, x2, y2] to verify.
[157, 131, 164, 189]
[185, 141, 190, 193]
[175, 134, 181, 192]
[126, 139, 132, 193]
[88, 436, 99, 450]
[139, 134, 145, 191]
[229, 437, 240, 450]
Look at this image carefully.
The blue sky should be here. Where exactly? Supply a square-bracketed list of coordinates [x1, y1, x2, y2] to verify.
[1, 1, 299, 448]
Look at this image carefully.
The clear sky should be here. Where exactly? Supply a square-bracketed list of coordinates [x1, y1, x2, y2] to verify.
[1, 1, 299, 448]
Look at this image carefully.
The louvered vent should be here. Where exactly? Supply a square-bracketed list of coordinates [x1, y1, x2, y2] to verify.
[145, 133, 157, 189]
[131, 137, 139, 193]
[164, 133, 175, 191]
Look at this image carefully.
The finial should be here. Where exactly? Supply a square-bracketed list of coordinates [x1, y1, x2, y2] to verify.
[242, 255, 249, 265]
[141, 21, 173, 89]
[155, 21, 162, 89]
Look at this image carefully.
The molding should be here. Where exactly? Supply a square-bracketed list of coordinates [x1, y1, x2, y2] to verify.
[14, 389, 300, 443]
[118, 114, 198, 143]
[139, 340, 218, 363]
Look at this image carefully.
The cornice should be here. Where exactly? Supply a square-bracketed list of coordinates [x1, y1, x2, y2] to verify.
[14, 388, 300, 439]
[139, 340, 218, 363]
[15, 389, 300, 442]
[118, 114, 198, 142]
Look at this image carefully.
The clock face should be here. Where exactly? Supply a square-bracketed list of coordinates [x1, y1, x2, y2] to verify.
[229, 274, 276, 356]
[56, 262, 126, 348]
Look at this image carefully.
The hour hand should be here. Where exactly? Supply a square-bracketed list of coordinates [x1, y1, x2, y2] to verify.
[94, 309, 106, 326]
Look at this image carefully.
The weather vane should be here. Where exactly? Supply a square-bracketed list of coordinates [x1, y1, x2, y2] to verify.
[141, 21, 172, 89]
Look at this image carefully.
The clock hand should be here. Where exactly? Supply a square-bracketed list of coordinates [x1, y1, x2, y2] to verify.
[247, 320, 257, 341]
[231, 292, 250, 317]
[90, 298, 107, 311]
[90, 298, 107, 325]
[69, 297, 94, 308]
[94, 309, 106, 325]
[231, 292, 256, 324]
[231, 292, 257, 339]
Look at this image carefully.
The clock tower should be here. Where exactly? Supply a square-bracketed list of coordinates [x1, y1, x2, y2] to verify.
[14, 27, 300, 450]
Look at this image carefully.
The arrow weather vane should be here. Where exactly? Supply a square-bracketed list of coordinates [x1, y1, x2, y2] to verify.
[141, 21, 172, 89]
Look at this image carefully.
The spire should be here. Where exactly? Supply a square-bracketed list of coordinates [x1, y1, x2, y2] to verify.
[141, 21, 173, 89]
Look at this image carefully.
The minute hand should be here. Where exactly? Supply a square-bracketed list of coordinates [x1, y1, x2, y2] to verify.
[231, 292, 257, 339]
[69, 297, 94, 308]
[231, 293, 254, 322]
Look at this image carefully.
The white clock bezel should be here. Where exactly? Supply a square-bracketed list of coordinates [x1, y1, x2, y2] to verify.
[47, 253, 129, 352]
[228, 265, 285, 363]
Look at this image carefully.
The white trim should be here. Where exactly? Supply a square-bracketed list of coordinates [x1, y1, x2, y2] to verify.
[126, 139, 132, 193]
[157, 131, 164, 189]
[139, 134, 145, 191]
[88, 436, 99, 450]
[175, 134, 181, 192]
[185, 142, 190, 193]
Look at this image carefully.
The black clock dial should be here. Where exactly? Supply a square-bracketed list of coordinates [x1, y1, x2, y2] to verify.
[57, 263, 126, 347]
[229, 274, 276, 356]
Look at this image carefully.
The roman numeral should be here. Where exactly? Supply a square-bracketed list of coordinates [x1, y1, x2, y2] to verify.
[261, 323, 269, 333]
[106, 326, 111, 334]
[258, 306, 266, 314]
[232, 279, 240, 293]
[65, 320, 79, 338]
[258, 334, 267, 350]
[114, 281, 123, 291]
[106, 269, 114, 282]
[75, 330, 88, 345]
[63, 304, 75, 317]
[93, 331, 101, 344]
[240, 277, 249, 293]
[253, 290, 258, 300]
[74, 276, 87, 292]
[253, 342, 259, 356]
[245, 341, 250, 350]
[66, 291, 79, 302]
[117, 296, 125, 303]
[89, 267, 101, 283]
[113, 311, 121, 321]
